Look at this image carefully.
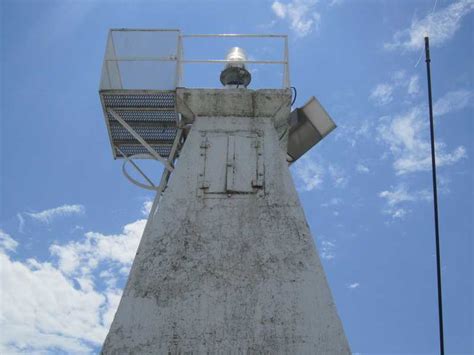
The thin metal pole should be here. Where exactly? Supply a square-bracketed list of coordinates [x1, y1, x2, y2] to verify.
[283, 36, 290, 88]
[424, 36, 445, 355]
[181, 33, 287, 38]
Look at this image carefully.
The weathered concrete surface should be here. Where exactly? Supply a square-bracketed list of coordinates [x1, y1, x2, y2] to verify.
[102, 91, 350, 354]
[177, 88, 291, 155]
[176, 88, 291, 120]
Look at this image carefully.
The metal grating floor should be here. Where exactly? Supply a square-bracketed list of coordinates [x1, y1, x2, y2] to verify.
[102, 92, 175, 108]
[110, 125, 177, 141]
[100, 90, 179, 159]
[106, 110, 178, 123]
[115, 144, 172, 158]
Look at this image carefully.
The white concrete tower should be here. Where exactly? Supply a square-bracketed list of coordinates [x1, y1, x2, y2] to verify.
[99, 30, 350, 354]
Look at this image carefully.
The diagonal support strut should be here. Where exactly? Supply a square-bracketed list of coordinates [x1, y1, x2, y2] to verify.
[108, 108, 174, 172]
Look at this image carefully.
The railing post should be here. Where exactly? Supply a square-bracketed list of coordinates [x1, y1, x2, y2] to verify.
[283, 36, 290, 88]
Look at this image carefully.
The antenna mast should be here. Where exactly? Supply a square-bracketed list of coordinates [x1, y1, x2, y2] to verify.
[424, 36, 445, 355]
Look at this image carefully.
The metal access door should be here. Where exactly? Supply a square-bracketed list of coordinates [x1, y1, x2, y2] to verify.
[199, 131, 264, 197]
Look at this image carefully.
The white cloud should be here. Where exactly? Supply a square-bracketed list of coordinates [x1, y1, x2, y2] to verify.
[379, 184, 432, 218]
[271, 0, 321, 37]
[141, 200, 153, 216]
[335, 119, 373, 147]
[320, 240, 336, 260]
[0, 250, 110, 353]
[321, 197, 342, 207]
[272, 1, 287, 17]
[356, 163, 370, 174]
[391, 70, 407, 85]
[370, 83, 394, 106]
[50, 219, 145, 277]
[328, 164, 348, 188]
[0, 215, 146, 353]
[384, 0, 474, 51]
[434, 89, 474, 116]
[293, 158, 347, 191]
[390, 208, 407, 219]
[293, 155, 324, 191]
[355, 120, 372, 139]
[0, 229, 18, 252]
[370, 72, 420, 106]
[379, 184, 431, 206]
[347, 282, 360, 289]
[377, 106, 467, 175]
[16, 213, 25, 233]
[27, 204, 85, 224]
[407, 75, 420, 96]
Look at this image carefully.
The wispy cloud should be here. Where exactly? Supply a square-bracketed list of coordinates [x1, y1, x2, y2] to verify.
[328, 164, 348, 188]
[0, 229, 18, 252]
[434, 89, 474, 116]
[335, 119, 373, 147]
[321, 197, 342, 207]
[27, 204, 85, 224]
[379, 184, 431, 206]
[141, 200, 153, 216]
[384, 0, 474, 51]
[379, 184, 431, 218]
[407, 75, 420, 96]
[320, 240, 336, 260]
[293, 155, 325, 191]
[347, 282, 360, 289]
[377, 106, 467, 175]
[16, 213, 25, 233]
[370, 84, 394, 106]
[370, 71, 420, 106]
[271, 0, 321, 37]
[356, 163, 370, 174]
[293, 157, 348, 191]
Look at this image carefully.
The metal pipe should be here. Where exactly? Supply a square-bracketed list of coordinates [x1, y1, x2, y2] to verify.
[181, 34, 287, 38]
[183, 59, 286, 64]
[110, 28, 181, 32]
[284, 36, 290, 88]
[116, 147, 156, 188]
[424, 36, 445, 355]
[105, 58, 287, 64]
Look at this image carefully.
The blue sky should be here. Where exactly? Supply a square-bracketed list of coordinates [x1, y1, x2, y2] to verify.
[0, 0, 473, 354]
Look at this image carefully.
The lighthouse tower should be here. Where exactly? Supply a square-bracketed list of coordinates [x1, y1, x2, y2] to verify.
[99, 30, 350, 354]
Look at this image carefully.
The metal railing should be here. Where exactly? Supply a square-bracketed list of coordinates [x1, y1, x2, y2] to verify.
[101, 30, 290, 90]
